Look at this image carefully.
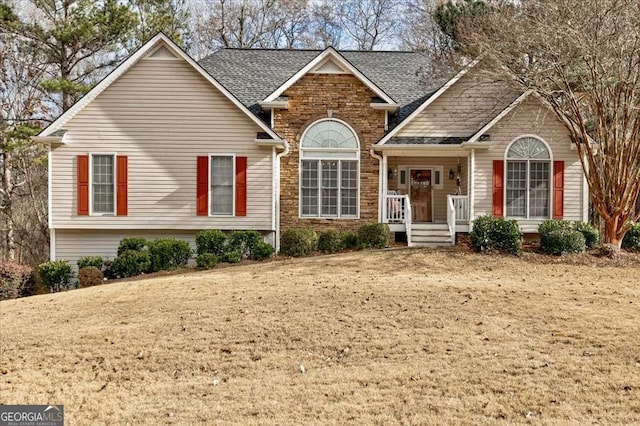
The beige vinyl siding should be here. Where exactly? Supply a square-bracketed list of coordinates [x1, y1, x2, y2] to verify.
[397, 69, 519, 138]
[472, 99, 585, 232]
[55, 229, 274, 268]
[50, 55, 273, 231]
[388, 156, 468, 222]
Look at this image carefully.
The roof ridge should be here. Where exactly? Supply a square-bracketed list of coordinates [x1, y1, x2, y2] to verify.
[212, 47, 417, 53]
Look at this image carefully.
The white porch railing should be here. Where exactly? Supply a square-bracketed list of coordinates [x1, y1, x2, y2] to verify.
[384, 194, 411, 223]
[450, 195, 469, 223]
[384, 194, 412, 245]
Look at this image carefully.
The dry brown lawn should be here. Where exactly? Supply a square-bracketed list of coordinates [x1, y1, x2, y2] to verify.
[1, 249, 639, 425]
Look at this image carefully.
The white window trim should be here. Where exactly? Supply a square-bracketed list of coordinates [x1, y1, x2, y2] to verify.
[298, 118, 361, 219]
[89, 152, 117, 216]
[504, 135, 553, 220]
[396, 165, 445, 191]
[209, 153, 236, 217]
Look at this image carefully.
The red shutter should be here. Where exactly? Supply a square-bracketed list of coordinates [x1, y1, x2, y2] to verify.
[77, 155, 89, 215]
[197, 156, 209, 216]
[116, 155, 128, 216]
[492, 160, 504, 217]
[235, 156, 247, 216]
[553, 160, 564, 219]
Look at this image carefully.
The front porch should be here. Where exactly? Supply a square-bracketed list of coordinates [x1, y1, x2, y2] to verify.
[378, 152, 473, 246]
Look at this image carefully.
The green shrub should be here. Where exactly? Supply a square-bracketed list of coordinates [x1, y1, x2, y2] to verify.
[251, 241, 275, 260]
[220, 249, 242, 264]
[538, 220, 572, 251]
[318, 229, 345, 254]
[0, 262, 35, 300]
[147, 238, 192, 272]
[77, 256, 103, 270]
[117, 238, 147, 256]
[542, 228, 586, 255]
[622, 222, 640, 252]
[280, 227, 318, 257]
[574, 222, 600, 249]
[228, 230, 262, 259]
[78, 266, 104, 288]
[111, 250, 150, 278]
[470, 215, 494, 252]
[490, 218, 522, 255]
[342, 231, 358, 249]
[357, 223, 390, 249]
[470, 215, 522, 255]
[38, 260, 73, 292]
[196, 253, 218, 269]
[195, 229, 228, 256]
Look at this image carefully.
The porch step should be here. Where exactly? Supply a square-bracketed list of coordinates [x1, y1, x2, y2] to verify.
[408, 223, 453, 247]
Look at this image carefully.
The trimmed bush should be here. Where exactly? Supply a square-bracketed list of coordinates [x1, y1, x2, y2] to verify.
[539, 220, 573, 251]
[470, 215, 494, 252]
[111, 250, 150, 278]
[251, 241, 275, 260]
[318, 229, 345, 254]
[195, 229, 228, 256]
[470, 215, 522, 255]
[0, 262, 35, 300]
[228, 231, 262, 259]
[490, 218, 522, 255]
[196, 253, 218, 269]
[220, 249, 242, 264]
[543, 228, 586, 255]
[147, 238, 192, 272]
[280, 227, 318, 257]
[574, 222, 600, 249]
[357, 223, 390, 249]
[117, 238, 147, 256]
[38, 260, 73, 292]
[78, 266, 104, 288]
[77, 256, 103, 270]
[622, 222, 640, 252]
[342, 231, 358, 249]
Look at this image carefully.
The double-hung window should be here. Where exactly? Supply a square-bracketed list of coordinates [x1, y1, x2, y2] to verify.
[299, 119, 359, 218]
[92, 154, 115, 214]
[505, 137, 551, 218]
[210, 155, 234, 215]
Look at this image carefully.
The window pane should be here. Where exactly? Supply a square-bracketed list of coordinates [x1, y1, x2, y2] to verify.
[321, 160, 338, 216]
[211, 156, 233, 215]
[529, 161, 550, 217]
[301, 160, 319, 216]
[92, 155, 114, 214]
[506, 161, 526, 217]
[341, 161, 358, 216]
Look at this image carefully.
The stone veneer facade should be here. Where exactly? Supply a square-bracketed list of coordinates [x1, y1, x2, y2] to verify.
[273, 73, 386, 234]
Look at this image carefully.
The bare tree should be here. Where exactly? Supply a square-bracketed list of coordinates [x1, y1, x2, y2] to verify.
[306, 1, 343, 49]
[459, 0, 640, 246]
[338, 0, 403, 50]
[0, 32, 49, 263]
[196, 0, 309, 50]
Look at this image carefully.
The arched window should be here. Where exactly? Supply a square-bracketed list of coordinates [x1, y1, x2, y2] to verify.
[300, 119, 359, 217]
[506, 136, 551, 218]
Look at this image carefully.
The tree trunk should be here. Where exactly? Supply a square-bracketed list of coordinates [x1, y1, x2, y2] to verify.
[603, 213, 624, 248]
[1, 148, 16, 261]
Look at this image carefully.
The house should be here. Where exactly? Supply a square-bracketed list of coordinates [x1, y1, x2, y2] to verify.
[34, 33, 588, 265]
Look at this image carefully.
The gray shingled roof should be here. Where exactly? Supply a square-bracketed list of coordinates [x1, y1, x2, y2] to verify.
[386, 136, 469, 145]
[198, 48, 453, 130]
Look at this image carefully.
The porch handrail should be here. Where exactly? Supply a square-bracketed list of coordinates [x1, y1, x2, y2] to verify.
[447, 195, 456, 245]
[450, 195, 469, 223]
[384, 194, 409, 223]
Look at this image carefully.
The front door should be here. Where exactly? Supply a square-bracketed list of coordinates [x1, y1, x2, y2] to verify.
[409, 169, 433, 222]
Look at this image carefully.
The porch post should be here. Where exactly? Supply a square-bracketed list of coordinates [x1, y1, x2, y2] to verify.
[469, 149, 475, 222]
[381, 153, 388, 222]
